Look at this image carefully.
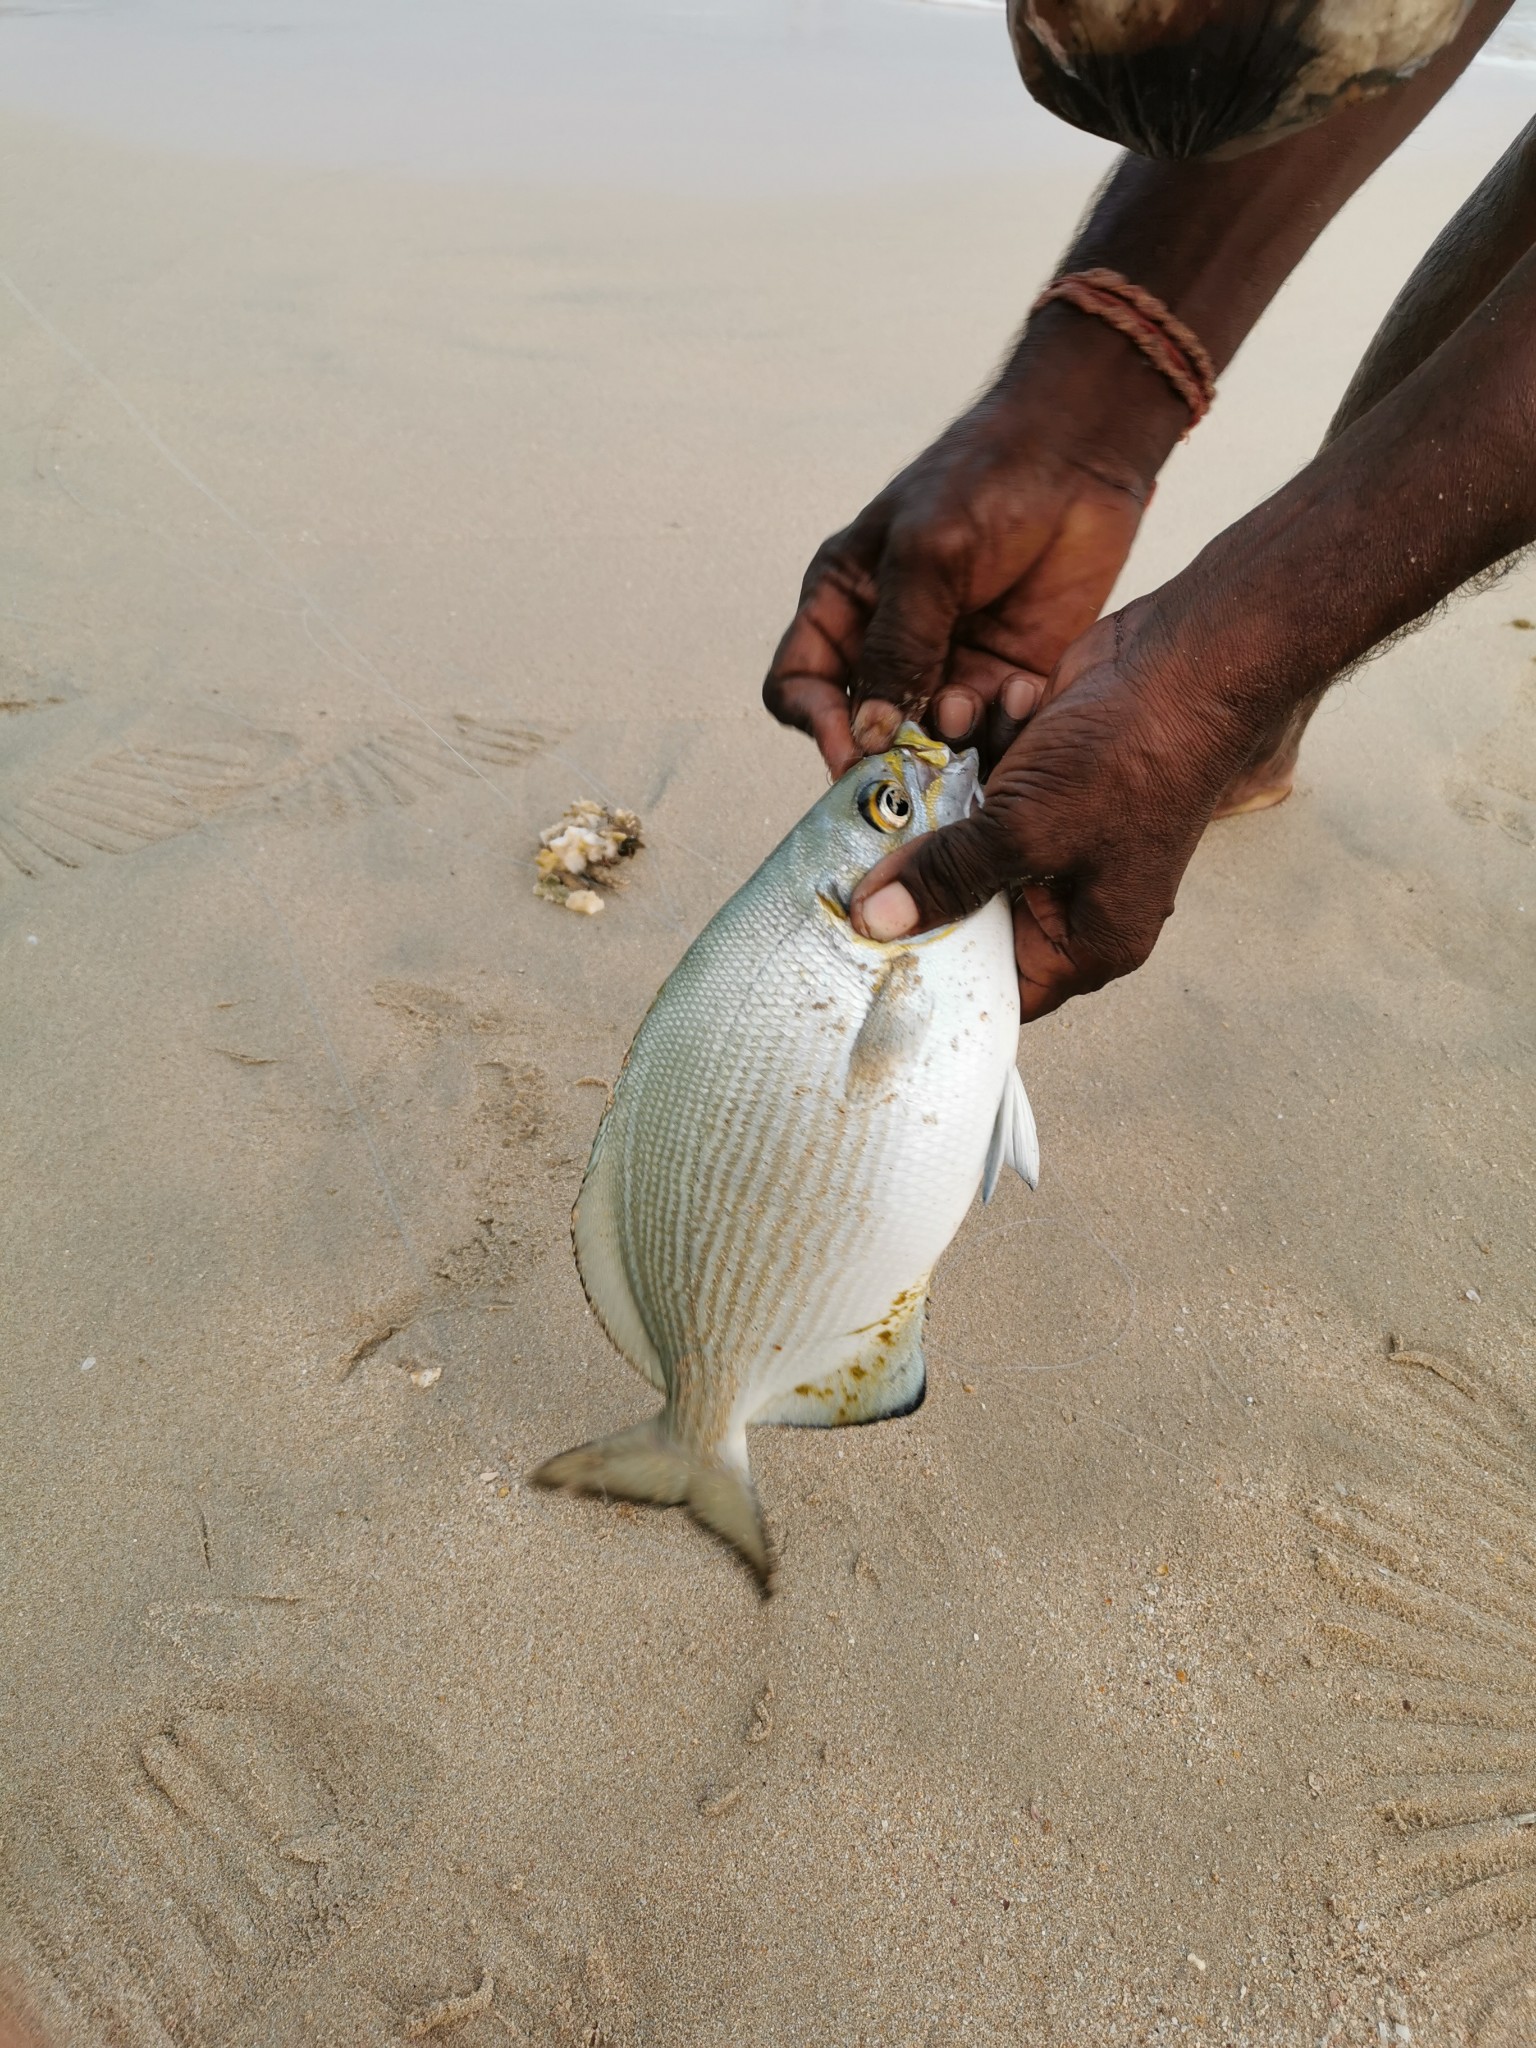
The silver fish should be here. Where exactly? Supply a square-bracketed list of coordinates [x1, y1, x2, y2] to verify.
[531, 725, 1038, 1588]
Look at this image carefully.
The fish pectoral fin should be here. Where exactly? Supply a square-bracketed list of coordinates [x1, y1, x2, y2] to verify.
[757, 1283, 928, 1429]
[529, 1417, 775, 1593]
[982, 1063, 1039, 1201]
[846, 949, 933, 1099]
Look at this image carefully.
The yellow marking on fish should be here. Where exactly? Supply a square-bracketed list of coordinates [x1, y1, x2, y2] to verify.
[848, 1282, 926, 1335]
[888, 723, 950, 769]
[879, 725, 953, 828]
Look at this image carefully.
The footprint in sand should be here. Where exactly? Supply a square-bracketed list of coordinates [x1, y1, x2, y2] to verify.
[260, 714, 542, 830]
[0, 741, 272, 877]
[1, 1697, 435, 2048]
[1445, 666, 1536, 852]
[0, 714, 543, 881]
[1304, 1347, 1536, 2044]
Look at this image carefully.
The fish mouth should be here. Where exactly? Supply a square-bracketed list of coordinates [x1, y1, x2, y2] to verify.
[933, 746, 982, 829]
[885, 724, 982, 831]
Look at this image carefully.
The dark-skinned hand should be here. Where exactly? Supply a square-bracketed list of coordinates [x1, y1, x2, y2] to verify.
[844, 600, 1257, 1020]
[762, 349, 1164, 777]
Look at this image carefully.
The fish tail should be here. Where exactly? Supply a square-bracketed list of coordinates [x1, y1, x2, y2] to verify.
[528, 1417, 776, 1593]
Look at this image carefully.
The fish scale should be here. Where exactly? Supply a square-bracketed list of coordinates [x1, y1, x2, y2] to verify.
[531, 726, 1039, 1590]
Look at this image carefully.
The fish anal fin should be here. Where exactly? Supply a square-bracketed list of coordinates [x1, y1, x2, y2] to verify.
[846, 950, 932, 1100]
[529, 1416, 775, 1593]
[757, 1281, 928, 1429]
[982, 1062, 1039, 1201]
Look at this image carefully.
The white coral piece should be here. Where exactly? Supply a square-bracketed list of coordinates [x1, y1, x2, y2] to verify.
[533, 799, 643, 910]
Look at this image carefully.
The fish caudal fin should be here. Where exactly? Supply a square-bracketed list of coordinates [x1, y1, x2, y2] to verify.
[983, 1063, 1039, 1201]
[686, 1462, 776, 1592]
[528, 1417, 776, 1593]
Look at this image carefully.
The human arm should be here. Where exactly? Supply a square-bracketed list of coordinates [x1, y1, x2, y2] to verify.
[763, 0, 1513, 776]
[847, 238, 1536, 1017]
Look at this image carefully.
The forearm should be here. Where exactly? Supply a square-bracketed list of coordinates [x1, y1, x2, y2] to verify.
[1058, 0, 1511, 367]
[992, 0, 1513, 484]
[1329, 115, 1536, 438]
[1154, 244, 1536, 727]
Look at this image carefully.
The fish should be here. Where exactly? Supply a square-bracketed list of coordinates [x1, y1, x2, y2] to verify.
[529, 724, 1038, 1590]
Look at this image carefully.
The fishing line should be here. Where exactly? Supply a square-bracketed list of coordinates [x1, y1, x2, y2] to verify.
[934, 1184, 1140, 1377]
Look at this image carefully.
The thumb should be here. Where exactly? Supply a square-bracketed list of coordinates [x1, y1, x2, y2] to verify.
[849, 807, 1016, 942]
[848, 526, 968, 754]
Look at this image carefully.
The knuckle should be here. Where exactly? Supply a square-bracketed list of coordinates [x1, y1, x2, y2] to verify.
[907, 813, 1012, 922]
[802, 513, 885, 606]
[762, 669, 792, 720]
[895, 510, 973, 582]
[856, 633, 935, 709]
[762, 629, 809, 719]
[799, 538, 846, 603]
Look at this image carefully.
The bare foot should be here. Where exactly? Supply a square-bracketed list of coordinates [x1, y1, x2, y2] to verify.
[1211, 690, 1321, 819]
[1213, 761, 1295, 817]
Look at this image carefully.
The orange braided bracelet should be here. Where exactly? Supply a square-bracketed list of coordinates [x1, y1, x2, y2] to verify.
[1031, 267, 1217, 432]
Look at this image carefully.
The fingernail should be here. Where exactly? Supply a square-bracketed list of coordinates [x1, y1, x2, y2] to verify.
[934, 691, 974, 741]
[851, 700, 900, 753]
[1002, 673, 1044, 722]
[857, 881, 918, 941]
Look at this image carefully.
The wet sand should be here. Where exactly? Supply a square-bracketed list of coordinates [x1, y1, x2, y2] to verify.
[1, 11, 1534, 2046]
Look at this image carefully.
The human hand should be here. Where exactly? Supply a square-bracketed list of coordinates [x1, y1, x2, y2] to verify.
[763, 311, 1186, 777]
[846, 597, 1257, 1020]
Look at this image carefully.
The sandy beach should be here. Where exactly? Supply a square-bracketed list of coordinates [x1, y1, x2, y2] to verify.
[1, 5, 1533, 2043]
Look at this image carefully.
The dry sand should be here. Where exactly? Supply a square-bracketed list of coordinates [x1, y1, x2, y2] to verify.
[1, 13, 1533, 2046]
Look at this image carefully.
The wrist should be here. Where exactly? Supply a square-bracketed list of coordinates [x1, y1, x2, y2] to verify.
[991, 300, 1192, 495]
[1136, 522, 1336, 753]
[1101, 592, 1276, 805]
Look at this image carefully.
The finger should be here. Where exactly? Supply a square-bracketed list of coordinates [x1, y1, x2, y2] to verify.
[762, 602, 853, 723]
[765, 673, 859, 777]
[1014, 894, 1083, 1022]
[931, 685, 982, 744]
[932, 646, 1034, 749]
[804, 689, 858, 780]
[1015, 871, 1172, 1022]
[849, 807, 1014, 941]
[787, 508, 887, 612]
[849, 522, 971, 753]
[809, 697, 858, 779]
[763, 585, 866, 777]
[764, 532, 885, 742]
[983, 609, 1119, 774]
[981, 668, 1048, 763]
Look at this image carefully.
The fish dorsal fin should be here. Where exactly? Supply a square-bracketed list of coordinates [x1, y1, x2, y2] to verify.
[982, 1064, 1039, 1201]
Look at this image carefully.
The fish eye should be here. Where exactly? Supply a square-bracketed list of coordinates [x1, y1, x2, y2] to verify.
[860, 781, 913, 832]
